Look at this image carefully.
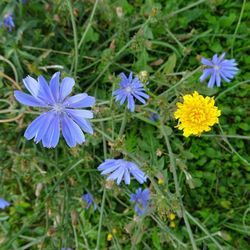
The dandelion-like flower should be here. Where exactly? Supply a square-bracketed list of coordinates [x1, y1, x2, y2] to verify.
[82, 193, 97, 210]
[98, 159, 147, 185]
[200, 53, 238, 88]
[112, 72, 149, 112]
[130, 188, 150, 216]
[14, 72, 95, 148]
[174, 91, 221, 137]
[3, 14, 15, 32]
[0, 198, 10, 209]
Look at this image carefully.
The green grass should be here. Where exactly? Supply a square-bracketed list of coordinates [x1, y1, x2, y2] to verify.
[0, 0, 250, 249]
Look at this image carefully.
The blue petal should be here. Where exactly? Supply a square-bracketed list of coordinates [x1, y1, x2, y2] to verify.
[129, 164, 147, 184]
[199, 68, 213, 82]
[61, 114, 85, 147]
[65, 109, 93, 119]
[207, 72, 216, 88]
[60, 77, 75, 101]
[100, 163, 120, 175]
[65, 109, 94, 134]
[24, 112, 54, 143]
[124, 168, 130, 185]
[0, 198, 10, 209]
[215, 73, 221, 87]
[23, 76, 40, 97]
[201, 58, 213, 66]
[132, 93, 146, 104]
[107, 166, 124, 184]
[64, 93, 95, 108]
[50, 72, 60, 102]
[127, 94, 135, 112]
[14, 90, 47, 107]
[98, 160, 116, 171]
[37, 76, 55, 105]
[42, 114, 60, 148]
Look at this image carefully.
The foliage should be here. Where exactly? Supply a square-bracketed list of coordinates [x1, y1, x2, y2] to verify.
[0, 0, 249, 249]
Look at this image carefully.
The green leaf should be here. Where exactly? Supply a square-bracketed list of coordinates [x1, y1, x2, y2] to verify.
[163, 53, 176, 74]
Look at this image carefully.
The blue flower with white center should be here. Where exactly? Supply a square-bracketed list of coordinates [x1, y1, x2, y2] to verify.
[200, 53, 239, 88]
[112, 72, 149, 112]
[82, 192, 97, 210]
[3, 14, 15, 32]
[130, 188, 150, 216]
[14, 72, 95, 148]
[98, 159, 147, 185]
[0, 197, 10, 209]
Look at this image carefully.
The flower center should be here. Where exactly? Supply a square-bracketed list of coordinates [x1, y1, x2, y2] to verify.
[52, 103, 64, 113]
[125, 86, 133, 93]
[190, 109, 206, 123]
[213, 65, 220, 71]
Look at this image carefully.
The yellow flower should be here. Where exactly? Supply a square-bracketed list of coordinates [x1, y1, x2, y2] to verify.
[174, 91, 221, 137]
[169, 221, 176, 228]
[158, 178, 164, 185]
[168, 213, 176, 221]
[107, 233, 113, 241]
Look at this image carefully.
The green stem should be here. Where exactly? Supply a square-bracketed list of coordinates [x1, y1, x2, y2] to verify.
[66, 0, 79, 77]
[95, 188, 106, 250]
[78, 0, 99, 49]
[118, 108, 128, 137]
[159, 66, 202, 97]
[231, 0, 246, 56]
[186, 211, 223, 250]
[160, 123, 198, 250]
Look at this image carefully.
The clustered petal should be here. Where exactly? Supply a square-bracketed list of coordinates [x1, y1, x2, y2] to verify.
[82, 192, 97, 210]
[98, 159, 147, 185]
[14, 72, 95, 148]
[130, 188, 150, 216]
[174, 91, 221, 137]
[0, 198, 10, 209]
[200, 53, 238, 88]
[112, 72, 149, 112]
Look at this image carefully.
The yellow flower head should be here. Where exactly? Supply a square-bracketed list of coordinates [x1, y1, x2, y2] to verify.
[169, 221, 176, 228]
[174, 91, 221, 137]
[107, 233, 113, 241]
[168, 213, 176, 221]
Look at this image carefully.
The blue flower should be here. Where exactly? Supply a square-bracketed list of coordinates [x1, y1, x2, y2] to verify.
[98, 159, 147, 185]
[82, 193, 97, 210]
[61, 248, 72, 250]
[148, 112, 159, 122]
[130, 188, 150, 216]
[200, 53, 238, 88]
[112, 72, 149, 112]
[3, 14, 15, 32]
[14, 72, 95, 148]
[0, 198, 10, 209]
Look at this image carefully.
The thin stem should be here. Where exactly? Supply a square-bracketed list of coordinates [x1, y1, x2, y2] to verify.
[95, 188, 106, 250]
[160, 123, 197, 250]
[66, 0, 79, 77]
[118, 108, 128, 137]
[231, 0, 246, 56]
[0, 56, 19, 86]
[186, 211, 223, 250]
[159, 66, 202, 97]
[167, 0, 206, 18]
[78, 0, 99, 49]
